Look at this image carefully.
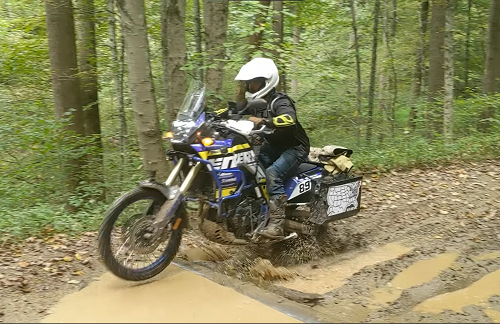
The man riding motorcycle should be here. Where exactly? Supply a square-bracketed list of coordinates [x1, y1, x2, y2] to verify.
[234, 58, 310, 239]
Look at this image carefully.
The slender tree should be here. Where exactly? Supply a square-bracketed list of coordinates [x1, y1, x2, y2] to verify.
[44, 0, 86, 202]
[117, 0, 169, 181]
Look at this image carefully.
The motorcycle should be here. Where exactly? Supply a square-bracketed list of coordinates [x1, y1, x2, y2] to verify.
[98, 82, 363, 281]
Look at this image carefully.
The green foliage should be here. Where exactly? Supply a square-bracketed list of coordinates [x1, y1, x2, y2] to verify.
[352, 133, 500, 172]
[0, 202, 108, 239]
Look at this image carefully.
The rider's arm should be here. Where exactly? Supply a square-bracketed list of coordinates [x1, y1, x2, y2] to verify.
[263, 98, 296, 128]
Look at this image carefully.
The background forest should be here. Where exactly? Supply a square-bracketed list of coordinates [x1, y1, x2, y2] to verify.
[0, 0, 499, 238]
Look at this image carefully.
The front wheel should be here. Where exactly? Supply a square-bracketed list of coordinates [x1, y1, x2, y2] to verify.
[98, 187, 185, 281]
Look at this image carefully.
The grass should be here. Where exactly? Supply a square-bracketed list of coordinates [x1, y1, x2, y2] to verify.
[352, 133, 500, 172]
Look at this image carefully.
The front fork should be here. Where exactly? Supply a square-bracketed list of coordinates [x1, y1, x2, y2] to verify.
[151, 158, 202, 237]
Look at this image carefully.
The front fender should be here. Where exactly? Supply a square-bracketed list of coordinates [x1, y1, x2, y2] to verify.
[138, 180, 171, 199]
[138, 180, 189, 229]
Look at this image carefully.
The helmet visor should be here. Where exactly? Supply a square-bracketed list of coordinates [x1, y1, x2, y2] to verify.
[246, 78, 266, 94]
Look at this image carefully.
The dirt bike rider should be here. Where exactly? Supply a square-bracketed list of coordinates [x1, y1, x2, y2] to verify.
[234, 58, 310, 239]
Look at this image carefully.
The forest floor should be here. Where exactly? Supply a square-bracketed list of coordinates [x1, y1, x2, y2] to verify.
[1, 159, 500, 323]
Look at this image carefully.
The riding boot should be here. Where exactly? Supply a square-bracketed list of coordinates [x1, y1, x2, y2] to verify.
[260, 194, 287, 239]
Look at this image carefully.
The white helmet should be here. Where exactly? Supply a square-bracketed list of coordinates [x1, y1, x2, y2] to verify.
[234, 58, 279, 100]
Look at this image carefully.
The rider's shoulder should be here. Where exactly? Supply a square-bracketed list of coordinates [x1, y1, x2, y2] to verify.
[271, 91, 294, 105]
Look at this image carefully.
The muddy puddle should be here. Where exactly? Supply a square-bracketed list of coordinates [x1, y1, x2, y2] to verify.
[370, 252, 459, 305]
[42, 265, 301, 323]
[276, 242, 412, 294]
[472, 251, 500, 262]
[414, 268, 500, 314]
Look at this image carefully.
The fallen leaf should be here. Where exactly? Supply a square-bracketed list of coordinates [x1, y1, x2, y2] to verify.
[18, 262, 30, 268]
[63, 256, 73, 262]
[20, 286, 31, 293]
[75, 254, 82, 261]
[435, 235, 442, 239]
[1, 279, 14, 287]
[72, 270, 84, 276]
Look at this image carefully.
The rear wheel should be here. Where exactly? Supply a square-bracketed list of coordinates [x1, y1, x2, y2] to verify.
[98, 187, 185, 281]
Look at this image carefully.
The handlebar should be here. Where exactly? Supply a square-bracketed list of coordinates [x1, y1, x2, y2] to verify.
[250, 124, 274, 136]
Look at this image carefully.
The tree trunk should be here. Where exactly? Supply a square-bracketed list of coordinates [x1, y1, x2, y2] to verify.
[366, 0, 380, 144]
[117, 0, 169, 181]
[464, 0, 472, 92]
[479, 0, 500, 131]
[75, 0, 104, 196]
[75, 0, 100, 142]
[247, 0, 271, 62]
[386, 2, 397, 136]
[443, 0, 454, 142]
[44, 0, 86, 201]
[377, 0, 390, 143]
[428, 0, 446, 134]
[235, 1, 271, 102]
[272, 0, 285, 91]
[193, 0, 203, 81]
[108, 0, 127, 179]
[350, 0, 362, 145]
[409, 0, 429, 129]
[291, 8, 300, 97]
[161, 0, 187, 125]
[203, 0, 229, 105]
[391, 0, 397, 37]
[483, 0, 500, 94]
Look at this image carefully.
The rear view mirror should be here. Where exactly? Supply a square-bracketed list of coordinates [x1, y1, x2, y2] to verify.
[228, 101, 238, 114]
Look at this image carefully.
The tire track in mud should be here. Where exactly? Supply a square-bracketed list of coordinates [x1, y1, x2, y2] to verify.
[180, 160, 500, 323]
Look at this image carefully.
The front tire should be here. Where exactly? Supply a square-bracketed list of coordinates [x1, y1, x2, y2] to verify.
[98, 187, 185, 281]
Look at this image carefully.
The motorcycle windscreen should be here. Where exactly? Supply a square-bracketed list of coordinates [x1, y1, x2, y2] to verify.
[171, 81, 205, 142]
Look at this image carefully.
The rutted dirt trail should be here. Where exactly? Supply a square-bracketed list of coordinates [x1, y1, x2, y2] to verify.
[1, 160, 500, 323]
[182, 159, 500, 323]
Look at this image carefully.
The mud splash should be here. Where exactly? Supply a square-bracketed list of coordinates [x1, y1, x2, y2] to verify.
[277, 242, 412, 294]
